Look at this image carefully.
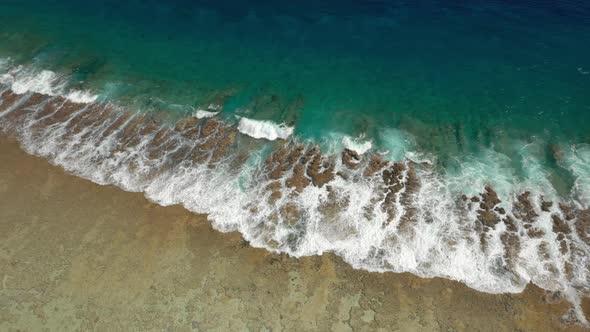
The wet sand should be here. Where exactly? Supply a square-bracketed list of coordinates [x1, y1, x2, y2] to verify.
[0, 136, 587, 331]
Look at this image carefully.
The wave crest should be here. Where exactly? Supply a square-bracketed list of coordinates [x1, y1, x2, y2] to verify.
[237, 117, 294, 141]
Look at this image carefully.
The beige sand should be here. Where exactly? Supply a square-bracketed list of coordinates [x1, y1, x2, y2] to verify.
[0, 137, 587, 331]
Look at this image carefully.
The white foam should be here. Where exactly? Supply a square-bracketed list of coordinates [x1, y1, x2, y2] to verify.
[0, 63, 99, 104]
[10, 69, 66, 96]
[194, 109, 219, 119]
[65, 90, 99, 104]
[237, 117, 293, 141]
[342, 135, 372, 154]
[207, 103, 222, 111]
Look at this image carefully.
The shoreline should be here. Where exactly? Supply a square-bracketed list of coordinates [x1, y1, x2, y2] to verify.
[0, 87, 588, 308]
[1, 136, 588, 331]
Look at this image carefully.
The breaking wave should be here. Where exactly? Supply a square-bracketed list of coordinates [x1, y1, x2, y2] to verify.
[237, 117, 294, 141]
[0, 61, 99, 104]
[342, 135, 373, 155]
[194, 109, 219, 119]
[65, 90, 99, 104]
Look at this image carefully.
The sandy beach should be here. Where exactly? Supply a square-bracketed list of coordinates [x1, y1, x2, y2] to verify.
[0, 136, 587, 331]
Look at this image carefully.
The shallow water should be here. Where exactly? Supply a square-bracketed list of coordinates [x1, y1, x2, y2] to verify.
[1, 0, 590, 325]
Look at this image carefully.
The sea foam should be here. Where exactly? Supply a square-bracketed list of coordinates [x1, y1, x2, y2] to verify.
[0, 62, 99, 104]
[65, 90, 99, 104]
[237, 117, 294, 141]
[342, 135, 372, 154]
[194, 109, 219, 119]
[10, 69, 66, 96]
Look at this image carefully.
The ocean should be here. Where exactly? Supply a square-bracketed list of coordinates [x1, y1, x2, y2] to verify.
[1, 0, 589, 324]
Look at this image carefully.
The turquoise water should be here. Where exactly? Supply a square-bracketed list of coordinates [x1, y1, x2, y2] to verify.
[1, 1, 589, 170]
